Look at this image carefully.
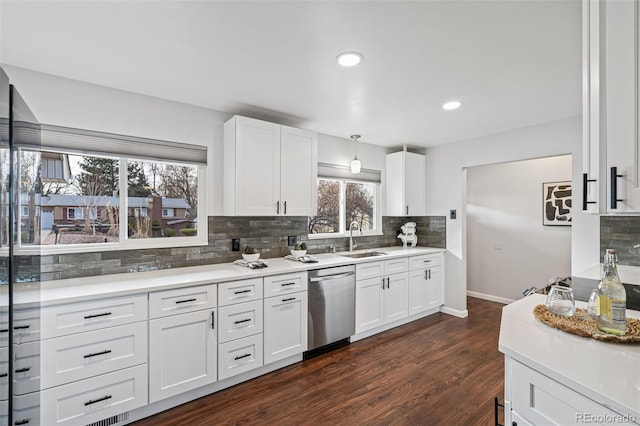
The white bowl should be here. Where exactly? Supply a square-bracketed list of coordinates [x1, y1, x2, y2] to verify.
[242, 253, 260, 262]
[290, 249, 307, 258]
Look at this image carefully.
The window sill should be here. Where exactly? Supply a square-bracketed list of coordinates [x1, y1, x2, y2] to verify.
[13, 237, 208, 256]
[307, 231, 384, 240]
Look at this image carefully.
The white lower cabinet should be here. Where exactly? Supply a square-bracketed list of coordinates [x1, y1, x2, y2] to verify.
[41, 364, 147, 426]
[355, 272, 409, 333]
[149, 308, 217, 402]
[507, 358, 625, 426]
[408, 253, 444, 315]
[264, 290, 308, 364]
[218, 334, 263, 380]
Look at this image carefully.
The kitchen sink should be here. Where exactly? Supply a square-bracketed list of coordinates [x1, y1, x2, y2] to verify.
[342, 251, 388, 259]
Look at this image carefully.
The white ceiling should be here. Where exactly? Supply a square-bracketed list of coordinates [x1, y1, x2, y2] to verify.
[0, 0, 582, 148]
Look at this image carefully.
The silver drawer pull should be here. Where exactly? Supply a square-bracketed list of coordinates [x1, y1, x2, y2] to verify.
[14, 368, 30, 374]
[84, 312, 111, 320]
[13, 325, 30, 330]
[282, 297, 296, 302]
[84, 394, 112, 406]
[84, 349, 112, 359]
[234, 289, 252, 295]
[234, 353, 251, 361]
[234, 319, 251, 325]
[281, 282, 296, 287]
[175, 298, 197, 304]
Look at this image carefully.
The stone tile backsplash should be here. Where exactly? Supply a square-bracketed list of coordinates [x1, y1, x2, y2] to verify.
[25, 215, 445, 281]
[600, 216, 640, 266]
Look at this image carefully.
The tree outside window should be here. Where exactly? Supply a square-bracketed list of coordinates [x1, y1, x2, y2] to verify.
[309, 178, 377, 235]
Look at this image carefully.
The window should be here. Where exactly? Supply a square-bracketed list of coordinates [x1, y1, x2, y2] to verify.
[17, 147, 206, 252]
[67, 207, 83, 220]
[309, 178, 379, 236]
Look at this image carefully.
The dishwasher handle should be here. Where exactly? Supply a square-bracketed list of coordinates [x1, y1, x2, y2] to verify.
[309, 271, 355, 283]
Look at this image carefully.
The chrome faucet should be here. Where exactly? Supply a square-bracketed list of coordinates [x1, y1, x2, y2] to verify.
[349, 220, 361, 252]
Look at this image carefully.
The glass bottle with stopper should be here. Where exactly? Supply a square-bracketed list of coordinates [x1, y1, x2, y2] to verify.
[597, 249, 626, 336]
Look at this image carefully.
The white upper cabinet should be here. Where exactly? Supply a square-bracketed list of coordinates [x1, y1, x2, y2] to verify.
[385, 151, 426, 216]
[583, 0, 640, 213]
[224, 116, 318, 216]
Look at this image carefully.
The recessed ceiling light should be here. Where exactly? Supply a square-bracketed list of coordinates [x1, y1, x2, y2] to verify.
[442, 100, 463, 111]
[337, 51, 363, 67]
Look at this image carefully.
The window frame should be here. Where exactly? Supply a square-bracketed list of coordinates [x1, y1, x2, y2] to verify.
[308, 177, 382, 239]
[15, 150, 208, 255]
[162, 208, 174, 218]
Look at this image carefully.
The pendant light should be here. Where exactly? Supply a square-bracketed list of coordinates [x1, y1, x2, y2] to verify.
[350, 134, 362, 174]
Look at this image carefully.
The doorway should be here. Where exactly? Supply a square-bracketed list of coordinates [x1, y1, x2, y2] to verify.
[465, 155, 572, 302]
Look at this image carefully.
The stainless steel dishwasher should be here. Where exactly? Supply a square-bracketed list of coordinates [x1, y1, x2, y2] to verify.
[305, 265, 356, 358]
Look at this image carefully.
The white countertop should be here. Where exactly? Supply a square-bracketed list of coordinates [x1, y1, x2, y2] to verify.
[11, 246, 445, 308]
[499, 294, 640, 418]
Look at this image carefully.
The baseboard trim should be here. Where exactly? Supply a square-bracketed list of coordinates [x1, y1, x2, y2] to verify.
[467, 291, 514, 305]
[440, 306, 468, 318]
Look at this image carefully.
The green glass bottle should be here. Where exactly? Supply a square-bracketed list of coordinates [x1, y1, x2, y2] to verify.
[596, 249, 626, 336]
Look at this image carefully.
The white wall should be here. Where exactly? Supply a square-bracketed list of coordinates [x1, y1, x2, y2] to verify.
[426, 116, 600, 315]
[466, 155, 572, 302]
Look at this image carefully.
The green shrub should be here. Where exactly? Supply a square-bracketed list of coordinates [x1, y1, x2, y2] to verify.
[163, 228, 175, 237]
[180, 228, 197, 236]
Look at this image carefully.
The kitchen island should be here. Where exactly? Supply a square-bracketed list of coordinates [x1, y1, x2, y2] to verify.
[499, 294, 640, 425]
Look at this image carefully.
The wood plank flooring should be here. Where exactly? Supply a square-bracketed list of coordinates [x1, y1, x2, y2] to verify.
[133, 297, 505, 426]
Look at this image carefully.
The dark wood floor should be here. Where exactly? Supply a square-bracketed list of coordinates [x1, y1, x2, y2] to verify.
[133, 297, 505, 426]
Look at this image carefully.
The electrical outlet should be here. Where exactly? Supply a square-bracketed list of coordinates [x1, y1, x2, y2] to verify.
[287, 236, 297, 246]
[232, 238, 240, 251]
[450, 210, 457, 220]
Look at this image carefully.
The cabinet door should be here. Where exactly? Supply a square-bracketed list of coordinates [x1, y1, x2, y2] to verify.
[605, 0, 640, 212]
[280, 125, 318, 216]
[404, 151, 426, 216]
[149, 309, 217, 402]
[408, 269, 429, 315]
[426, 264, 444, 310]
[355, 277, 385, 333]
[234, 116, 281, 215]
[264, 291, 308, 364]
[383, 273, 408, 323]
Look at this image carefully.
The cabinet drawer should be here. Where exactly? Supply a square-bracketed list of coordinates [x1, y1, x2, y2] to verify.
[511, 360, 621, 425]
[41, 295, 147, 339]
[0, 342, 42, 398]
[218, 300, 263, 343]
[41, 321, 147, 390]
[408, 253, 442, 270]
[14, 341, 41, 396]
[0, 309, 41, 347]
[356, 261, 384, 280]
[0, 392, 41, 426]
[218, 278, 263, 306]
[41, 364, 148, 426]
[218, 334, 263, 380]
[149, 284, 216, 319]
[384, 258, 408, 275]
[264, 272, 307, 297]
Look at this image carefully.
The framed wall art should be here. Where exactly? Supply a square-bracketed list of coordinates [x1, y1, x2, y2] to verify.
[543, 181, 572, 226]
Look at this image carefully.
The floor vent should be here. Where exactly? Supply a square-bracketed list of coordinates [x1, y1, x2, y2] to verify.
[85, 412, 129, 426]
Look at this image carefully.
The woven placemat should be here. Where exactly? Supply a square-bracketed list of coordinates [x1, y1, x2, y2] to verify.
[533, 304, 640, 344]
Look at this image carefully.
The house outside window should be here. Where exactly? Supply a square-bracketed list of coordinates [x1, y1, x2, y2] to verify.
[21, 206, 28, 217]
[162, 208, 174, 217]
